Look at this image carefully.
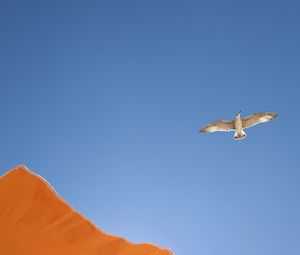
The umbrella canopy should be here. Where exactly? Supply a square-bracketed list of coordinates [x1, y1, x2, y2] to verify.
[0, 165, 172, 255]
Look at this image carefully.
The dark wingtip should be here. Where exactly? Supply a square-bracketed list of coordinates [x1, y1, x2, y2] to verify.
[199, 128, 206, 133]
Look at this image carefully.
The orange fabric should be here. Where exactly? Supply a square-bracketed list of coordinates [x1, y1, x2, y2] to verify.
[0, 166, 172, 255]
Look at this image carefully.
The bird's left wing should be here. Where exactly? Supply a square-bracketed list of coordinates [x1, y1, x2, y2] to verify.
[242, 112, 279, 129]
[200, 120, 235, 133]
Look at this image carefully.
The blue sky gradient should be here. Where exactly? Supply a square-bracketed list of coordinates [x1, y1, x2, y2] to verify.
[0, 1, 299, 254]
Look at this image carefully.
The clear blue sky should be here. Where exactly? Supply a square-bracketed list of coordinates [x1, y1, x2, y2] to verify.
[0, 1, 299, 254]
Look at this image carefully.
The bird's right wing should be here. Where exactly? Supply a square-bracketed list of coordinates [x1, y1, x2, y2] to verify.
[200, 120, 235, 133]
[242, 112, 279, 129]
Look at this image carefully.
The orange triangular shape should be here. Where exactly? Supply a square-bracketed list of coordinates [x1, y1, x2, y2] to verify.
[0, 165, 172, 255]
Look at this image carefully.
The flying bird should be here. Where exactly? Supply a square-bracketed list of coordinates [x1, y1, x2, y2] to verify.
[200, 111, 279, 140]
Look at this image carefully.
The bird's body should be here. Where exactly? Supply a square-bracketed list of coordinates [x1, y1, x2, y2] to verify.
[234, 112, 247, 140]
[200, 111, 278, 140]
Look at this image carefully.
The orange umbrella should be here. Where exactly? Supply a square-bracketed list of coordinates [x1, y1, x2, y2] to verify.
[0, 166, 173, 255]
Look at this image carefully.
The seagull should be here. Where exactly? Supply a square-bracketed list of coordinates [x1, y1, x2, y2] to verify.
[200, 111, 279, 140]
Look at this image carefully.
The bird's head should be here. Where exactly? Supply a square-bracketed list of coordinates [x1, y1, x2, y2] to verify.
[236, 110, 241, 117]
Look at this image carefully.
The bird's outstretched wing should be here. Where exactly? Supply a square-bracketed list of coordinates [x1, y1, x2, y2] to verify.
[242, 112, 278, 129]
[200, 120, 235, 133]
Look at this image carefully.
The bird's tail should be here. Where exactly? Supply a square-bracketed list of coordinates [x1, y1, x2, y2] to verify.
[234, 130, 246, 140]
